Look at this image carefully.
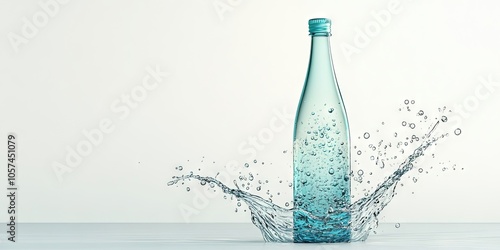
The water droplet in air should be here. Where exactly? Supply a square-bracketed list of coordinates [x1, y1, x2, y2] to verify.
[328, 108, 334, 113]
[454, 128, 462, 135]
[395, 223, 401, 228]
[364, 132, 370, 139]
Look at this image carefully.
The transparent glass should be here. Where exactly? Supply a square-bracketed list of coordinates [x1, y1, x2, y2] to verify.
[293, 30, 351, 243]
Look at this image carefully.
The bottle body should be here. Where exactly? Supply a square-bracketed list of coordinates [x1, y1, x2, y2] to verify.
[293, 18, 351, 243]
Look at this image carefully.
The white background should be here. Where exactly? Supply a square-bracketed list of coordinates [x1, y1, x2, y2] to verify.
[1, 0, 499, 224]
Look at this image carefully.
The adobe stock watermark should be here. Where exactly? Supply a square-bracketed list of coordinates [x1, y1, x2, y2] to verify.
[178, 105, 294, 222]
[213, 0, 243, 21]
[341, 0, 405, 62]
[448, 74, 499, 129]
[7, 0, 70, 53]
[51, 64, 169, 183]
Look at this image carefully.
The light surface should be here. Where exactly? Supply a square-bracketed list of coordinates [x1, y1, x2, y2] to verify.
[1, 223, 499, 249]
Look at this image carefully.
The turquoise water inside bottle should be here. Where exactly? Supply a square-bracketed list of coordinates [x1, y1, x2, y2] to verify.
[293, 18, 351, 243]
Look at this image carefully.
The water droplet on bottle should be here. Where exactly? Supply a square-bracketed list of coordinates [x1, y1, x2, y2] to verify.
[364, 132, 370, 139]
[454, 128, 462, 135]
[186, 187, 190, 191]
[328, 108, 334, 113]
[441, 116, 448, 122]
[328, 168, 335, 175]
[395, 223, 401, 228]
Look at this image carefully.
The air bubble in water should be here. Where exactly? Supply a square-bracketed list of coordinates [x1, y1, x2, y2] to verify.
[441, 116, 448, 122]
[404, 99, 409, 105]
[285, 202, 290, 207]
[328, 108, 334, 113]
[244, 163, 249, 168]
[411, 100, 415, 104]
[413, 177, 418, 183]
[357, 170, 364, 176]
[395, 223, 401, 228]
[418, 168, 423, 173]
[177, 166, 183, 171]
[256, 186, 261, 191]
[253, 160, 257, 163]
[402, 121, 407, 126]
[237, 202, 241, 207]
[364, 132, 370, 139]
[454, 128, 462, 135]
[357, 150, 362, 155]
[418, 110, 424, 116]
[409, 123, 416, 129]
[200, 180, 206, 185]
[328, 168, 335, 175]
[186, 187, 190, 191]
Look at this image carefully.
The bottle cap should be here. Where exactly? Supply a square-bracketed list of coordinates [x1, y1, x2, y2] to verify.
[308, 18, 331, 35]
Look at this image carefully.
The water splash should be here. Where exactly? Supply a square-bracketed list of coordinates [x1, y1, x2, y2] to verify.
[167, 102, 460, 242]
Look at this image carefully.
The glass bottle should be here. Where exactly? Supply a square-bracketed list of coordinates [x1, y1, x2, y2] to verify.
[293, 18, 351, 243]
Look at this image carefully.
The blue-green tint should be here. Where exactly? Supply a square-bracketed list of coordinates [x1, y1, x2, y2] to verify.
[308, 18, 331, 36]
[293, 18, 351, 243]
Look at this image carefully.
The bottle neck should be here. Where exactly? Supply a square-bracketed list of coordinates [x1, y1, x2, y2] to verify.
[307, 35, 335, 80]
